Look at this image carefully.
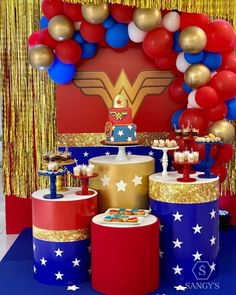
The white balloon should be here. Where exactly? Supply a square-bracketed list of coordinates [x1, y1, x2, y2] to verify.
[74, 21, 81, 30]
[128, 21, 147, 43]
[176, 52, 191, 72]
[162, 11, 180, 32]
[188, 90, 200, 108]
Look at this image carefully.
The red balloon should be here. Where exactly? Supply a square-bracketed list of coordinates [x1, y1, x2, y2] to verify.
[110, 4, 135, 23]
[210, 70, 236, 101]
[205, 20, 235, 53]
[39, 28, 57, 49]
[41, 0, 64, 20]
[179, 108, 209, 134]
[215, 144, 233, 164]
[206, 102, 227, 121]
[221, 53, 236, 74]
[169, 77, 188, 105]
[63, 3, 83, 22]
[155, 51, 177, 70]
[80, 22, 105, 43]
[28, 31, 41, 48]
[180, 12, 209, 30]
[211, 164, 227, 183]
[195, 86, 218, 110]
[143, 28, 173, 59]
[56, 39, 82, 64]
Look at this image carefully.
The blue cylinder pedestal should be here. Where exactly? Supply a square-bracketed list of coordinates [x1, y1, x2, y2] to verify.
[149, 173, 219, 284]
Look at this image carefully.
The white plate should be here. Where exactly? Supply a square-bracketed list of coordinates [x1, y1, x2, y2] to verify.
[104, 208, 150, 217]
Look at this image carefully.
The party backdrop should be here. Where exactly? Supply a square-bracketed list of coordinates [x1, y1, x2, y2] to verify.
[1, 0, 236, 234]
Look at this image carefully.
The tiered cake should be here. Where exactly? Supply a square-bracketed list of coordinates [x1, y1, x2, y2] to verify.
[104, 95, 138, 144]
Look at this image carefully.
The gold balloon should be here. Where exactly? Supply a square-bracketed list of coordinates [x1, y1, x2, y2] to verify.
[133, 8, 162, 31]
[179, 26, 207, 53]
[184, 64, 211, 88]
[48, 15, 74, 41]
[28, 45, 54, 71]
[209, 120, 235, 144]
[81, 4, 109, 24]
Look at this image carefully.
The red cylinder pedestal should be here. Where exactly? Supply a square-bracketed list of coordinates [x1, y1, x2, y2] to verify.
[91, 214, 159, 295]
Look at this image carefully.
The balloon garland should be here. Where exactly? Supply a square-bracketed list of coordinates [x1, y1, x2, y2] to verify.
[28, 0, 236, 183]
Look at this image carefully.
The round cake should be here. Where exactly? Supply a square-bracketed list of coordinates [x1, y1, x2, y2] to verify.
[104, 95, 138, 145]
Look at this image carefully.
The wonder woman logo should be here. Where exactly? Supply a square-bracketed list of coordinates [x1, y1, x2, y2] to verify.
[73, 70, 174, 117]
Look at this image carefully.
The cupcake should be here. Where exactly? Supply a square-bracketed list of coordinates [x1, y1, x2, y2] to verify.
[192, 128, 199, 137]
[104, 216, 112, 222]
[128, 217, 138, 223]
[112, 214, 122, 222]
[175, 128, 182, 137]
[152, 140, 159, 147]
[109, 209, 119, 215]
[48, 161, 59, 171]
[121, 216, 129, 222]
[137, 209, 146, 216]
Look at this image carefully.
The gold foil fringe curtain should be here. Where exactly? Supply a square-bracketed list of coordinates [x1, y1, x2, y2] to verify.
[62, 0, 236, 28]
[0, 0, 56, 197]
[0, 0, 236, 198]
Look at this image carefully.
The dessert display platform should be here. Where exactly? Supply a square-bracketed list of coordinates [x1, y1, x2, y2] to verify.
[91, 214, 159, 295]
[32, 187, 98, 285]
[89, 155, 155, 212]
[0, 228, 236, 294]
[149, 173, 219, 284]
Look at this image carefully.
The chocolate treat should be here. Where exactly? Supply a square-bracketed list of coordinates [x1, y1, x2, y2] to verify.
[175, 129, 182, 137]
[192, 128, 199, 137]
[182, 127, 191, 137]
[43, 153, 50, 162]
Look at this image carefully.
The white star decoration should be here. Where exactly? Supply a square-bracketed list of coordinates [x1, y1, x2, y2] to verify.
[132, 175, 142, 186]
[128, 125, 133, 130]
[210, 236, 216, 246]
[173, 265, 183, 275]
[210, 262, 216, 271]
[174, 285, 187, 291]
[127, 137, 132, 142]
[172, 211, 183, 222]
[83, 151, 89, 157]
[55, 271, 64, 280]
[110, 136, 115, 142]
[116, 180, 127, 192]
[192, 251, 202, 261]
[118, 130, 124, 136]
[159, 250, 164, 258]
[87, 245, 91, 252]
[210, 209, 216, 219]
[33, 244, 36, 251]
[88, 268, 92, 275]
[159, 224, 164, 232]
[55, 248, 64, 257]
[40, 257, 47, 266]
[148, 151, 154, 156]
[173, 238, 183, 249]
[192, 224, 203, 234]
[127, 151, 132, 156]
[33, 266, 36, 273]
[105, 151, 110, 156]
[72, 258, 81, 267]
[67, 285, 80, 291]
[101, 175, 110, 187]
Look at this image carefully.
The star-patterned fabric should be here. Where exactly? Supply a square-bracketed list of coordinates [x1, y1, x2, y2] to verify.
[150, 199, 219, 284]
[33, 237, 91, 286]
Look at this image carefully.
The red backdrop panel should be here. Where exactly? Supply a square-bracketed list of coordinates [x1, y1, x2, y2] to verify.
[57, 46, 181, 133]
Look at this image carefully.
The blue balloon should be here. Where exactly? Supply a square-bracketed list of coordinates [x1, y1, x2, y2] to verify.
[48, 58, 76, 84]
[73, 32, 86, 44]
[40, 16, 49, 29]
[106, 23, 129, 49]
[103, 15, 116, 29]
[226, 97, 236, 120]
[203, 51, 222, 71]
[81, 43, 98, 59]
[173, 32, 182, 53]
[193, 157, 214, 172]
[171, 109, 184, 129]
[182, 82, 192, 94]
[184, 52, 204, 64]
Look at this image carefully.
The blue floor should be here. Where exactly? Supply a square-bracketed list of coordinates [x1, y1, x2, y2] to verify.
[0, 228, 236, 294]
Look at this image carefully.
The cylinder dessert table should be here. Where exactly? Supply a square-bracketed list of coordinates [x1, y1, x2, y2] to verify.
[32, 187, 97, 286]
[91, 214, 159, 295]
[149, 173, 219, 284]
[89, 155, 155, 212]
